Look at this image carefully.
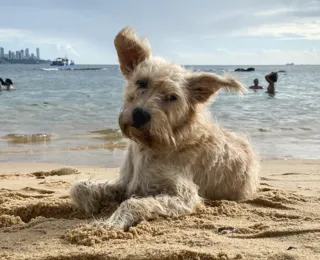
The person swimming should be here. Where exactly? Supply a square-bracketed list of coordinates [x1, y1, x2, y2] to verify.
[0, 78, 15, 91]
[249, 78, 263, 90]
[265, 72, 278, 95]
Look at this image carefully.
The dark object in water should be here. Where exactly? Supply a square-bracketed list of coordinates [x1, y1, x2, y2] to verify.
[278, 70, 286, 73]
[235, 67, 255, 72]
[0, 78, 13, 86]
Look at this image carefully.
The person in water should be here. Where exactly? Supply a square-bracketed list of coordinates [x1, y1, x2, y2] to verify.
[0, 78, 14, 91]
[249, 78, 263, 90]
[265, 72, 278, 95]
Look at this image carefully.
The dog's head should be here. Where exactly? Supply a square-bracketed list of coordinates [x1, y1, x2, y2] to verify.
[115, 26, 245, 152]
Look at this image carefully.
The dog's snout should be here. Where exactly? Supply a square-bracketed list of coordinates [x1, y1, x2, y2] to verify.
[132, 108, 151, 128]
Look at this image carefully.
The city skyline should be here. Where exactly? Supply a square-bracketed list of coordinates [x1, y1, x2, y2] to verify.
[0, 46, 41, 60]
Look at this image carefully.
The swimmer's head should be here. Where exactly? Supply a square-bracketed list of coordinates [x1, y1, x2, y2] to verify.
[253, 78, 259, 85]
[269, 72, 278, 83]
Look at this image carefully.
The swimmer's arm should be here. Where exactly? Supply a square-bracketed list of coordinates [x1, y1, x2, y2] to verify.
[265, 74, 273, 84]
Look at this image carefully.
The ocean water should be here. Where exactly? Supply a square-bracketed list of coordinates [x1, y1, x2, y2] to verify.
[0, 64, 320, 167]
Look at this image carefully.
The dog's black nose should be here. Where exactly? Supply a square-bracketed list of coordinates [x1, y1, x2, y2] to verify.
[132, 108, 151, 128]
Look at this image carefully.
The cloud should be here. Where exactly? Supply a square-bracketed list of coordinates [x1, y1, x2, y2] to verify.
[229, 1, 320, 40]
[173, 48, 320, 65]
[235, 21, 320, 40]
[0, 28, 82, 58]
[254, 8, 294, 17]
[216, 48, 231, 53]
[0, 29, 26, 41]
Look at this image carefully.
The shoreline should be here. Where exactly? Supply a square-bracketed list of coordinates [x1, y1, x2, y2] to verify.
[2, 146, 320, 168]
[1, 157, 320, 169]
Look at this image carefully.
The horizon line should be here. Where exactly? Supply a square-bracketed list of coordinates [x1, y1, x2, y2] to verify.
[74, 63, 320, 66]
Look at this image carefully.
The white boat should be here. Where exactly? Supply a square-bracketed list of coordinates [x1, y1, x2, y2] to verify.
[50, 57, 75, 66]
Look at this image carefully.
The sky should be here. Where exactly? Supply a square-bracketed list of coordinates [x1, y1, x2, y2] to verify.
[0, 0, 320, 65]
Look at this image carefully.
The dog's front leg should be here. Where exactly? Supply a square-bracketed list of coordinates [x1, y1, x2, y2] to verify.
[70, 153, 133, 215]
[70, 180, 126, 215]
[96, 179, 202, 230]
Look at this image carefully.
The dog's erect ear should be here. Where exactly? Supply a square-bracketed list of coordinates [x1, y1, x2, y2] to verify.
[114, 26, 151, 78]
[186, 72, 246, 103]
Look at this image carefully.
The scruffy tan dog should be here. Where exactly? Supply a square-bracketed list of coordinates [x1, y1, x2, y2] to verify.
[70, 26, 259, 230]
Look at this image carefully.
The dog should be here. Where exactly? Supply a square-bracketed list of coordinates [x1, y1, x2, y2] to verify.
[70, 26, 260, 230]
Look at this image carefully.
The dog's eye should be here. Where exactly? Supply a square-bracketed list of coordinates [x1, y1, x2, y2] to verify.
[136, 79, 148, 89]
[165, 95, 178, 102]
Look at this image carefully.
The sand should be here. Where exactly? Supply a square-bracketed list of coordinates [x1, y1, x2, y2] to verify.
[0, 160, 320, 260]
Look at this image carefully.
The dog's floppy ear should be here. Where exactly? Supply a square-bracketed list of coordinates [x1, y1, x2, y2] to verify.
[186, 72, 246, 103]
[114, 26, 151, 78]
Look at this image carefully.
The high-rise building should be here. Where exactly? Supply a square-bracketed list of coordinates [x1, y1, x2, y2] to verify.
[8, 50, 12, 59]
[16, 51, 20, 60]
[31, 53, 35, 60]
[0, 47, 4, 58]
[25, 48, 30, 59]
[36, 48, 40, 60]
[21, 49, 24, 59]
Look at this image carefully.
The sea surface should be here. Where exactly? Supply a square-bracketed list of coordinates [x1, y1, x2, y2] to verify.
[0, 64, 320, 167]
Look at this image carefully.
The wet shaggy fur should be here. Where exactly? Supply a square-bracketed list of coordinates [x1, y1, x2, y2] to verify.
[70, 26, 260, 230]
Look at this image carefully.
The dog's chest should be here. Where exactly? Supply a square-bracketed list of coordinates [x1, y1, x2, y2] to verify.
[126, 148, 174, 197]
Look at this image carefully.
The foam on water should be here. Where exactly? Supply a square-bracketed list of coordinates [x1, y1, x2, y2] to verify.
[1, 64, 320, 166]
[41, 67, 106, 71]
[41, 68, 59, 71]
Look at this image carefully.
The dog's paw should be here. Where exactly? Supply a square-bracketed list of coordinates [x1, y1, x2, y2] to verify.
[92, 212, 137, 231]
[91, 219, 128, 230]
[70, 181, 102, 215]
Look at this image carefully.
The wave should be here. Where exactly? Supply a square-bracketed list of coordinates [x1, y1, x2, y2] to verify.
[88, 128, 123, 140]
[41, 68, 59, 71]
[0, 142, 127, 154]
[3, 133, 53, 144]
[299, 127, 312, 131]
[258, 127, 313, 133]
[62, 68, 107, 71]
[258, 128, 270, 132]
[30, 102, 52, 107]
[41, 67, 106, 71]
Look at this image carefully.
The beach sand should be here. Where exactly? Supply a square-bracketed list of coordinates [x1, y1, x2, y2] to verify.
[0, 160, 320, 260]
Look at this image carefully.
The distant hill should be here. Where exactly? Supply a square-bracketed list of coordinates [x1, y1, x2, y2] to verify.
[0, 58, 51, 64]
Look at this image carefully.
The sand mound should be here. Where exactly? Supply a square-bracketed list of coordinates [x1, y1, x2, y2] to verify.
[0, 189, 78, 223]
[64, 221, 163, 246]
[0, 214, 23, 228]
[1, 160, 320, 260]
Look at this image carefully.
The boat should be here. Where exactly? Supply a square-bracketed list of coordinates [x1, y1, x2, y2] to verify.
[285, 62, 294, 65]
[50, 57, 75, 66]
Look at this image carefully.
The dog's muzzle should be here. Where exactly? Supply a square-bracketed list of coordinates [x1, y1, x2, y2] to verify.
[132, 108, 151, 129]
